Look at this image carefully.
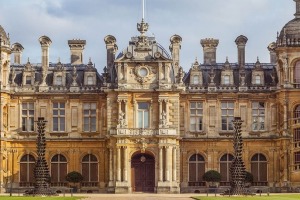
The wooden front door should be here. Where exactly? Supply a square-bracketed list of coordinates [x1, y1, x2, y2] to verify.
[131, 153, 155, 192]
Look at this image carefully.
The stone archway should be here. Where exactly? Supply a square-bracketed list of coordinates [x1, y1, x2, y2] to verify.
[131, 153, 155, 192]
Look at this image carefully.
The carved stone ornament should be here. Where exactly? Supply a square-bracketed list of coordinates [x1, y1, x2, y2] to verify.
[134, 64, 151, 84]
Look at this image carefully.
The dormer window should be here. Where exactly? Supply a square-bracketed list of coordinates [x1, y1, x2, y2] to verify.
[193, 75, 199, 85]
[87, 76, 93, 85]
[56, 76, 62, 85]
[295, 61, 300, 83]
[223, 75, 230, 85]
[255, 75, 261, 84]
[26, 76, 31, 85]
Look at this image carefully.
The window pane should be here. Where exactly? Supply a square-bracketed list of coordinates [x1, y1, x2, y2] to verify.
[138, 111, 143, 128]
[138, 102, 149, 109]
[144, 111, 149, 128]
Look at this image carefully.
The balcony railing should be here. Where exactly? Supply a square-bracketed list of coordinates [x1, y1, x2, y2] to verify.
[252, 182, 268, 186]
[188, 182, 206, 187]
[110, 128, 177, 136]
[81, 182, 99, 187]
[19, 182, 35, 187]
[50, 182, 68, 187]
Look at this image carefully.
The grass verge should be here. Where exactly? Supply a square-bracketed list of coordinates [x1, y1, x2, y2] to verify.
[192, 194, 300, 200]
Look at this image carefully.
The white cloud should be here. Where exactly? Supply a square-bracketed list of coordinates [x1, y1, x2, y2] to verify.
[0, 0, 296, 71]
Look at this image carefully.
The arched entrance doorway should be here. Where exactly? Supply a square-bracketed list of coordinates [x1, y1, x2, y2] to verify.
[131, 153, 155, 192]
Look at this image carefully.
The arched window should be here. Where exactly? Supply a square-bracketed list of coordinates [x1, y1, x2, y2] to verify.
[251, 153, 267, 186]
[294, 128, 300, 148]
[294, 105, 300, 124]
[188, 154, 205, 186]
[294, 61, 300, 83]
[20, 154, 35, 187]
[193, 75, 199, 85]
[51, 154, 67, 186]
[81, 154, 98, 187]
[220, 154, 234, 185]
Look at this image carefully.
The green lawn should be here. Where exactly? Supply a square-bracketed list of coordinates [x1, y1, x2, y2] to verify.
[192, 195, 300, 200]
[0, 197, 84, 200]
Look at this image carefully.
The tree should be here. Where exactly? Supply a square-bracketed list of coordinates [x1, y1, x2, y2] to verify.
[244, 171, 254, 185]
[65, 171, 83, 187]
[202, 170, 221, 183]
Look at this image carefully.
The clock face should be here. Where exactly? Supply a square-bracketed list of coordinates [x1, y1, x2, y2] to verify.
[139, 67, 148, 77]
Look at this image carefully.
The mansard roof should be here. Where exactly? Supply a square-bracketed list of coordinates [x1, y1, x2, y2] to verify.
[10, 63, 103, 89]
[184, 62, 277, 90]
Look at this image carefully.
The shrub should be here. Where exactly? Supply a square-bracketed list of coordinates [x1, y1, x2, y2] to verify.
[65, 171, 84, 185]
[245, 171, 254, 183]
[202, 170, 221, 182]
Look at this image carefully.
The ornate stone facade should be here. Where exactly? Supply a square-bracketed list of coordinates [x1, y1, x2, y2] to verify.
[1, 0, 300, 194]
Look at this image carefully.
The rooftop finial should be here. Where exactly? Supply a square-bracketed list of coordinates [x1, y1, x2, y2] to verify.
[142, 0, 145, 20]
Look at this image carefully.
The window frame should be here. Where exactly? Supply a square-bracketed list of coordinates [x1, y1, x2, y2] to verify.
[251, 153, 268, 183]
[221, 102, 234, 131]
[81, 154, 99, 182]
[188, 154, 205, 183]
[189, 102, 203, 132]
[50, 154, 68, 183]
[52, 102, 66, 132]
[252, 102, 265, 131]
[22, 102, 34, 132]
[136, 102, 150, 129]
[83, 103, 97, 132]
[19, 154, 36, 184]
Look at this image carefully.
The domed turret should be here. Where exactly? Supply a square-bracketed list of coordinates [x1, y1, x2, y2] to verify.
[277, 0, 300, 47]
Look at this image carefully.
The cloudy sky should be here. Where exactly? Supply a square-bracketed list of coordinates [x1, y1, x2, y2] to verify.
[0, 0, 296, 72]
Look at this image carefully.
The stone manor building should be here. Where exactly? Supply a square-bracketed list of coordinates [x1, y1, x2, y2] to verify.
[0, 0, 300, 193]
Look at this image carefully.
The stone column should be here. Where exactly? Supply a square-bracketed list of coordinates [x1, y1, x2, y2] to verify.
[124, 100, 128, 127]
[123, 147, 128, 182]
[116, 147, 121, 181]
[172, 147, 177, 182]
[165, 146, 170, 181]
[109, 148, 113, 182]
[158, 147, 163, 181]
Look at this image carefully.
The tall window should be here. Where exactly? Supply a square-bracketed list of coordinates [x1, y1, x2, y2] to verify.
[294, 61, 300, 83]
[252, 102, 265, 131]
[294, 152, 300, 170]
[20, 154, 35, 186]
[190, 102, 203, 132]
[223, 75, 230, 85]
[220, 154, 234, 183]
[137, 102, 149, 128]
[53, 102, 65, 132]
[255, 75, 261, 84]
[56, 75, 62, 85]
[87, 76, 93, 85]
[294, 128, 300, 148]
[22, 102, 34, 132]
[294, 105, 300, 124]
[51, 154, 67, 184]
[189, 154, 205, 184]
[25, 76, 31, 85]
[251, 154, 267, 184]
[82, 154, 98, 185]
[221, 102, 234, 131]
[83, 103, 97, 132]
[193, 75, 199, 84]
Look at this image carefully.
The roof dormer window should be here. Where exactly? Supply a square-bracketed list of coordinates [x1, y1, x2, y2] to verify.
[223, 75, 230, 85]
[87, 76, 93, 85]
[255, 75, 261, 84]
[193, 75, 199, 85]
[56, 75, 62, 85]
[26, 76, 31, 85]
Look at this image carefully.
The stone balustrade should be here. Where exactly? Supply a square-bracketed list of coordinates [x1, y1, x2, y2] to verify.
[110, 128, 177, 136]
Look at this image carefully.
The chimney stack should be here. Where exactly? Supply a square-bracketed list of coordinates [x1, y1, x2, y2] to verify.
[104, 35, 118, 72]
[268, 42, 277, 64]
[235, 35, 248, 68]
[39, 36, 52, 68]
[200, 38, 219, 65]
[169, 34, 182, 76]
[68, 39, 86, 65]
[11, 43, 24, 64]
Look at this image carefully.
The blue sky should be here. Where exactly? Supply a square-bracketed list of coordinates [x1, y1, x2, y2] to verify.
[0, 0, 296, 71]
